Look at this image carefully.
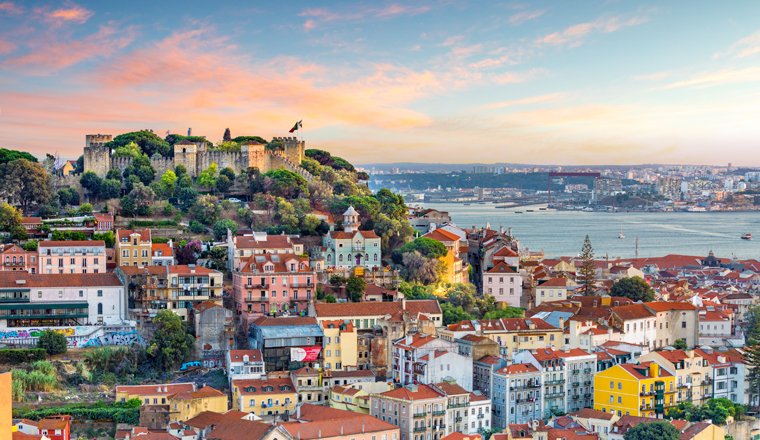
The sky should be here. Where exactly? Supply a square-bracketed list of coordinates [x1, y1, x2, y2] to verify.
[1, 1, 760, 166]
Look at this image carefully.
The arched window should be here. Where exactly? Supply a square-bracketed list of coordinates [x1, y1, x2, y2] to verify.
[374, 254, 378, 262]
[365, 253, 369, 261]
[19, 257, 23, 264]
[327, 255, 332, 263]
[12, 257, 16, 263]
[339, 254, 344, 262]
[4, 257, 8, 263]
[97, 303, 103, 314]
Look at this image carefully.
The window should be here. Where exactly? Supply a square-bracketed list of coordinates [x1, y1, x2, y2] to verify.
[98, 290, 103, 297]
[79, 290, 83, 297]
[97, 303, 103, 314]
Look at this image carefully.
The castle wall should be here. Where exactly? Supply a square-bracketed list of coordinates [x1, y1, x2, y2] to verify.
[197, 151, 242, 175]
[265, 152, 315, 182]
[174, 148, 197, 178]
[110, 157, 134, 174]
[84, 146, 111, 179]
[272, 136, 304, 165]
[149, 157, 174, 178]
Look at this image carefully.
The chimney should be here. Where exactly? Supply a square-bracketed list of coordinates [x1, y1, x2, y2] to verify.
[297, 405, 301, 419]
[188, 128, 192, 136]
[341, 427, 344, 435]
[318, 431, 321, 438]
[362, 425, 365, 433]
[499, 226, 504, 235]
[406, 335, 413, 345]
[402, 298, 406, 310]
[508, 228, 512, 237]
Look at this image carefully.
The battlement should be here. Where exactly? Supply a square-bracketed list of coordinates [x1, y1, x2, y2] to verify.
[86, 134, 113, 148]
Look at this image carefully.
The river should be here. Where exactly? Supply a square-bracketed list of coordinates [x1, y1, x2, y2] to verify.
[423, 202, 760, 260]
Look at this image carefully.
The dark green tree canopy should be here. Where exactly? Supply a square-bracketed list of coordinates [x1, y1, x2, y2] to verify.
[260, 169, 308, 199]
[610, 276, 656, 302]
[147, 309, 194, 369]
[37, 329, 68, 355]
[105, 130, 173, 157]
[213, 219, 239, 239]
[392, 237, 447, 264]
[231, 136, 267, 144]
[623, 421, 679, 440]
[346, 276, 367, 302]
[0, 149, 37, 165]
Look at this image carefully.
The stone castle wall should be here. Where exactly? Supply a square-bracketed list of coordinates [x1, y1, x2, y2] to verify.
[83, 134, 312, 182]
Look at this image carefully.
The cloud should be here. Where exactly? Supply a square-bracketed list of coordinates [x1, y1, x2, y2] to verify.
[480, 93, 565, 110]
[0, 39, 15, 54]
[715, 29, 760, 59]
[490, 68, 547, 84]
[41, 3, 94, 24]
[0, 1, 22, 14]
[376, 4, 430, 17]
[469, 46, 528, 69]
[536, 15, 649, 47]
[509, 10, 544, 25]
[440, 35, 463, 47]
[299, 4, 430, 31]
[663, 67, 760, 89]
[6, 25, 136, 74]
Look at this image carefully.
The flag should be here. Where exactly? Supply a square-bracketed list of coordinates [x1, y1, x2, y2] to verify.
[288, 120, 302, 133]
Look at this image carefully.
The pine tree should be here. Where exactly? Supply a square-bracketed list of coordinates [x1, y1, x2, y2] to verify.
[223, 128, 231, 142]
[578, 235, 596, 295]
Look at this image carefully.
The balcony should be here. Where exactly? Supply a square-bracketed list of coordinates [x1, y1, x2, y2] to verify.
[640, 404, 652, 410]
[572, 395, 579, 400]
[413, 427, 427, 433]
[584, 368, 593, 373]
[448, 402, 469, 409]
[678, 384, 688, 389]
[512, 383, 541, 390]
[434, 425, 445, 431]
[455, 417, 463, 422]
[247, 296, 270, 302]
[584, 393, 592, 398]
[584, 380, 592, 385]
[352, 246, 365, 251]
[571, 369, 580, 375]
[477, 414, 484, 419]
[245, 283, 270, 289]
[545, 379, 565, 385]
[572, 382, 580, 387]
[545, 392, 564, 399]
[413, 413, 427, 418]
[432, 410, 445, 416]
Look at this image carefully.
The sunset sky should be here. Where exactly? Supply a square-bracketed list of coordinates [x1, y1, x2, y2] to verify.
[2, 1, 760, 165]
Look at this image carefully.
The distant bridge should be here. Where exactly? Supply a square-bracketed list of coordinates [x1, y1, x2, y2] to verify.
[548, 172, 602, 203]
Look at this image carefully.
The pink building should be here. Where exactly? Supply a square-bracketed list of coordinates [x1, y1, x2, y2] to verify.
[93, 213, 114, 231]
[38, 241, 106, 274]
[233, 253, 316, 328]
[0, 244, 37, 273]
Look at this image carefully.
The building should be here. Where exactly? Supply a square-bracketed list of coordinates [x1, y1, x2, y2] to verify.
[593, 179, 622, 201]
[93, 213, 114, 231]
[408, 208, 452, 233]
[492, 363, 542, 429]
[534, 279, 568, 307]
[167, 265, 223, 320]
[1, 244, 37, 273]
[422, 228, 468, 284]
[225, 232, 304, 272]
[609, 304, 657, 349]
[644, 302, 700, 349]
[168, 386, 228, 423]
[482, 261, 521, 308]
[321, 320, 358, 371]
[248, 316, 324, 372]
[392, 334, 472, 391]
[116, 383, 196, 404]
[232, 253, 316, 327]
[38, 241, 106, 274]
[511, 348, 569, 419]
[467, 392, 491, 435]
[226, 350, 265, 388]
[231, 377, 296, 417]
[473, 355, 507, 399]
[435, 381, 475, 435]
[151, 242, 175, 266]
[116, 230, 153, 267]
[0, 272, 125, 327]
[330, 385, 370, 414]
[281, 404, 400, 440]
[639, 349, 712, 406]
[190, 301, 234, 368]
[320, 207, 382, 269]
[455, 335, 499, 361]
[594, 361, 676, 418]
[39, 417, 71, 440]
[370, 384, 447, 440]
[566, 408, 617, 440]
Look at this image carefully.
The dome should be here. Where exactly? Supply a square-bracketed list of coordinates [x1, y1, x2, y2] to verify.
[343, 206, 359, 216]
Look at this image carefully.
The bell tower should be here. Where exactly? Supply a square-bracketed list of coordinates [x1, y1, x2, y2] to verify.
[343, 206, 359, 233]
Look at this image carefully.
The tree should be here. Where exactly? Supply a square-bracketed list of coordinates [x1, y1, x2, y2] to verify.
[0, 159, 52, 213]
[220, 167, 236, 181]
[174, 164, 187, 179]
[0, 203, 22, 232]
[207, 247, 228, 271]
[223, 128, 232, 142]
[610, 277, 656, 302]
[124, 174, 140, 193]
[0, 148, 37, 165]
[672, 338, 688, 350]
[189, 220, 206, 234]
[623, 421, 679, 440]
[441, 303, 475, 325]
[346, 276, 367, 302]
[197, 162, 218, 189]
[78, 203, 93, 215]
[106, 169, 122, 182]
[10, 225, 27, 241]
[22, 240, 38, 251]
[175, 240, 202, 265]
[215, 175, 232, 194]
[100, 179, 122, 200]
[120, 196, 136, 217]
[392, 237, 447, 264]
[178, 175, 193, 188]
[159, 170, 178, 196]
[80, 171, 102, 198]
[447, 284, 477, 313]
[176, 187, 199, 211]
[324, 294, 337, 303]
[137, 203, 152, 216]
[329, 275, 347, 294]
[483, 307, 524, 319]
[75, 155, 84, 174]
[112, 141, 142, 158]
[93, 231, 115, 248]
[104, 130, 172, 157]
[192, 195, 221, 225]
[129, 182, 155, 203]
[578, 235, 596, 295]
[147, 309, 194, 369]
[213, 219, 239, 239]
[401, 251, 440, 285]
[37, 330, 68, 355]
[261, 169, 308, 199]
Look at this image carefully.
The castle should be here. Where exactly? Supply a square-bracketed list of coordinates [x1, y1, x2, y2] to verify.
[83, 134, 314, 182]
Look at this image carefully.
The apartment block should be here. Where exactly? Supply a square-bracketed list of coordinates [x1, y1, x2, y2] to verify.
[38, 241, 106, 274]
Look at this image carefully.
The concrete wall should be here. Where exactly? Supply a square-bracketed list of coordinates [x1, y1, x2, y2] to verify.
[724, 418, 760, 440]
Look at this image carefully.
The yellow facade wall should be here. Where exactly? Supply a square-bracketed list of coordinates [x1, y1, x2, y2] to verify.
[170, 395, 228, 422]
[0, 373, 11, 440]
[594, 363, 676, 418]
[322, 324, 358, 370]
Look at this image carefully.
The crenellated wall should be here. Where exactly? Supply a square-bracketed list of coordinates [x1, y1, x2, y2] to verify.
[266, 151, 315, 182]
[110, 156, 134, 173]
[149, 156, 173, 178]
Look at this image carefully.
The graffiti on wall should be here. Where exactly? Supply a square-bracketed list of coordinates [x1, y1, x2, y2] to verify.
[0, 326, 139, 348]
[81, 331, 139, 347]
[0, 327, 75, 340]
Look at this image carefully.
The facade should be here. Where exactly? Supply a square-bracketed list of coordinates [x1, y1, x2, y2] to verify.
[370, 384, 447, 440]
[0, 272, 125, 327]
[226, 349, 265, 387]
[38, 417, 71, 440]
[638, 349, 712, 407]
[330, 385, 370, 413]
[225, 231, 304, 272]
[408, 208, 452, 233]
[593, 361, 676, 418]
[321, 320, 358, 371]
[116, 230, 153, 267]
[566, 408, 617, 440]
[168, 386, 228, 423]
[248, 316, 324, 372]
[609, 305, 657, 349]
[321, 207, 382, 269]
[473, 355, 507, 399]
[482, 262, 521, 308]
[116, 383, 196, 404]
[534, 279, 568, 307]
[392, 334, 472, 391]
[593, 179, 622, 200]
[1, 245, 37, 273]
[312, 300, 444, 330]
[191, 301, 234, 368]
[151, 242, 175, 266]
[38, 241, 106, 274]
[554, 349, 596, 413]
[232, 253, 316, 327]
[422, 228, 468, 285]
[467, 392, 491, 435]
[644, 302, 700, 349]
[511, 349, 567, 419]
[492, 363, 542, 429]
[167, 265, 223, 320]
[93, 213, 114, 231]
[231, 377, 296, 416]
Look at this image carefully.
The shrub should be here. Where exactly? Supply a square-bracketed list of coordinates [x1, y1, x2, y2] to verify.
[37, 330, 67, 355]
[162, 204, 173, 216]
[128, 220, 178, 228]
[0, 349, 46, 365]
[189, 220, 205, 234]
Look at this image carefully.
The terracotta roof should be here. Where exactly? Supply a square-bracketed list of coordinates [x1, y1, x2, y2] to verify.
[0, 272, 122, 288]
[152, 243, 174, 257]
[191, 300, 223, 312]
[485, 261, 518, 274]
[322, 319, 356, 332]
[538, 278, 568, 288]
[251, 316, 318, 327]
[469, 391, 489, 402]
[21, 217, 42, 224]
[435, 381, 469, 396]
[13, 433, 45, 440]
[232, 378, 295, 395]
[596, 352, 613, 361]
[280, 413, 395, 439]
[376, 384, 444, 401]
[612, 304, 655, 321]
[116, 383, 194, 396]
[494, 246, 518, 257]
[645, 302, 698, 312]
[329, 230, 380, 240]
[447, 320, 476, 331]
[314, 300, 441, 317]
[229, 350, 262, 362]
[497, 363, 539, 374]
[553, 348, 592, 358]
[238, 253, 312, 274]
[699, 311, 729, 322]
[475, 355, 503, 365]
[39, 418, 68, 430]
[478, 318, 555, 332]
[422, 229, 460, 242]
[293, 403, 363, 421]
[235, 235, 297, 250]
[170, 385, 225, 400]
[459, 334, 491, 343]
[394, 333, 438, 349]
[168, 265, 221, 275]
[441, 433, 481, 440]
[39, 240, 105, 247]
[17, 419, 39, 427]
[117, 229, 151, 242]
[118, 265, 168, 275]
[617, 361, 673, 380]
[206, 418, 271, 440]
[567, 408, 614, 421]
[94, 213, 113, 222]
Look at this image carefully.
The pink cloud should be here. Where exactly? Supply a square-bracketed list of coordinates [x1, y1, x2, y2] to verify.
[536, 15, 649, 47]
[0, 1, 22, 14]
[376, 4, 430, 17]
[42, 3, 94, 23]
[298, 4, 431, 31]
[490, 68, 547, 84]
[480, 92, 564, 110]
[0, 39, 15, 54]
[509, 10, 544, 25]
[7, 25, 136, 74]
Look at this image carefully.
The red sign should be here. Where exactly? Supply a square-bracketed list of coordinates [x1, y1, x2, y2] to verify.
[291, 347, 321, 362]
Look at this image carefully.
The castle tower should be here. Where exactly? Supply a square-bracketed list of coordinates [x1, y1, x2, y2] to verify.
[241, 140, 266, 170]
[343, 206, 360, 233]
[84, 134, 113, 178]
[174, 140, 198, 178]
[272, 136, 305, 164]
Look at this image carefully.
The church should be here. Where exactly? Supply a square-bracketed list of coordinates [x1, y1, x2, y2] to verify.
[319, 207, 382, 269]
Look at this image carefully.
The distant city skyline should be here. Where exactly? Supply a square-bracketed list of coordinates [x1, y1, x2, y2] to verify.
[1, 1, 760, 165]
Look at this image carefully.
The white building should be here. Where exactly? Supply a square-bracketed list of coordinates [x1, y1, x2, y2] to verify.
[393, 334, 473, 391]
[467, 391, 492, 434]
[482, 261, 521, 308]
[226, 349, 265, 389]
[610, 304, 657, 350]
[535, 278, 569, 307]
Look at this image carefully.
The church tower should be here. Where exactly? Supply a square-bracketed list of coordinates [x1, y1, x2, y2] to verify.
[343, 206, 359, 233]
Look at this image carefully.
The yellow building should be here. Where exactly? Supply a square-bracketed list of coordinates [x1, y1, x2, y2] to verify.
[330, 385, 370, 414]
[168, 385, 228, 422]
[321, 320, 358, 371]
[116, 230, 152, 267]
[116, 383, 196, 405]
[422, 229, 468, 284]
[1, 372, 11, 439]
[594, 361, 676, 419]
[232, 377, 296, 416]
[638, 349, 712, 406]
